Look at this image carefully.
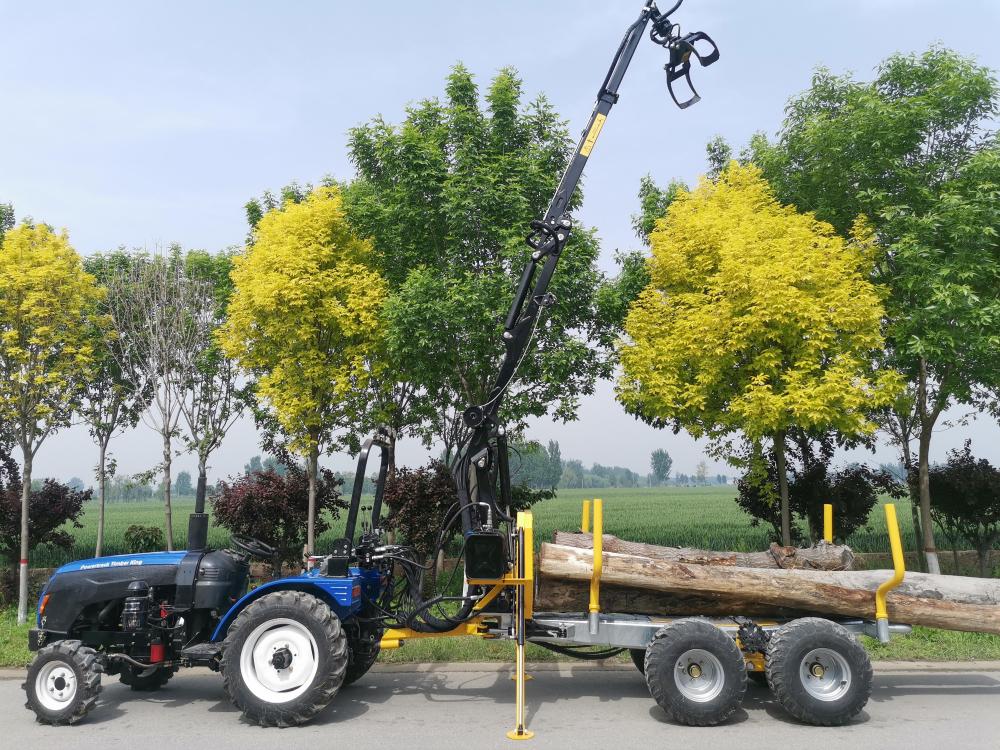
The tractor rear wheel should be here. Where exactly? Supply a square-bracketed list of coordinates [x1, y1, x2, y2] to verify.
[221, 590, 348, 727]
[644, 619, 747, 726]
[23, 640, 103, 725]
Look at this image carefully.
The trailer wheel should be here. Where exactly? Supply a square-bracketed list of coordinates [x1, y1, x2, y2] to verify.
[765, 617, 872, 726]
[221, 590, 348, 727]
[629, 648, 646, 674]
[119, 664, 177, 691]
[23, 640, 103, 725]
[644, 619, 747, 726]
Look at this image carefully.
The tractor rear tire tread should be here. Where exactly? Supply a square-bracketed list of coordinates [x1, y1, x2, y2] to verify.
[221, 590, 348, 727]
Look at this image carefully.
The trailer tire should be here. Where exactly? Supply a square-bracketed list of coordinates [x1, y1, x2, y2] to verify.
[221, 590, 348, 727]
[644, 619, 747, 726]
[119, 664, 177, 691]
[765, 617, 871, 726]
[23, 640, 103, 725]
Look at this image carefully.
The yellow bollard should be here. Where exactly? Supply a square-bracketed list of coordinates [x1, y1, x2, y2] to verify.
[874, 503, 906, 643]
[588, 499, 603, 635]
[823, 503, 834, 543]
[581, 499, 591, 534]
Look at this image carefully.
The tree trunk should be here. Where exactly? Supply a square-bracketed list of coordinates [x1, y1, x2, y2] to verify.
[306, 447, 319, 555]
[538, 543, 1000, 634]
[95, 443, 107, 558]
[551, 532, 855, 570]
[917, 425, 940, 575]
[915, 359, 940, 575]
[387, 432, 397, 478]
[161, 431, 174, 551]
[774, 430, 792, 547]
[195, 457, 208, 514]
[16, 450, 32, 625]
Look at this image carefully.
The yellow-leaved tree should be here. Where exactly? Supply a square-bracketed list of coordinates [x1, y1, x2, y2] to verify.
[0, 222, 102, 622]
[218, 187, 386, 553]
[617, 163, 901, 545]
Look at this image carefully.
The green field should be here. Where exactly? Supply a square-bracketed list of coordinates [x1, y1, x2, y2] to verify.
[31, 485, 960, 569]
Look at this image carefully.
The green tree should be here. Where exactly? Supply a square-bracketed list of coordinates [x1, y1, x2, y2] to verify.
[618, 164, 900, 545]
[650, 448, 672, 485]
[346, 65, 609, 461]
[0, 222, 101, 622]
[81, 252, 151, 557]
[219, 186, 386, 553]
[749, 47, 1000, 573]
[174, 471, 193, 497]
[0, 204, 13, 246]
[546, 440, 563, 489]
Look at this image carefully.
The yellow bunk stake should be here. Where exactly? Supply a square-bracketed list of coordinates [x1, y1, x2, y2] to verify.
[581, 499, 591, 533]
[507, 514, 534, 740]
[588, 499, 603, 635]
[823, 503, 834, 543]
[874, 503, 906, 643]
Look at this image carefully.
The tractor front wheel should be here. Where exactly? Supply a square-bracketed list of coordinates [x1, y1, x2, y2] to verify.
[23, 640, 103, 725]
[221, 590, 348, 727]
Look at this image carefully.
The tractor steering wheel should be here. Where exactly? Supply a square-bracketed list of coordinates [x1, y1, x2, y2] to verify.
[230, 534, 277, 561]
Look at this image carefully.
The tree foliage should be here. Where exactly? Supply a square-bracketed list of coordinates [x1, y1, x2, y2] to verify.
[213, 466, 346, 576]
[929, 442, 1000, 576]
[650, 449, 673, 485]
[617, 163, 901, 544]
[345, 65, 610, 458]
[219, 186, 385, 552]
[748, 46, 1000, 571]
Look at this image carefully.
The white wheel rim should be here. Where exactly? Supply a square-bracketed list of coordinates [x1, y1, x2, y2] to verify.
[799, 647, 852, 702]
[674, 648, 726, 703]
[239, 618, 319, 704]
[35, 660, 78, 712]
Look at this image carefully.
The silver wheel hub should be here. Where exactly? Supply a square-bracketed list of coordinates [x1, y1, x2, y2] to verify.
[799, 647, 852, 702]
[239, 618, 319, 704]
[673, 648, 725, 703]
[35, 660, 78, 712]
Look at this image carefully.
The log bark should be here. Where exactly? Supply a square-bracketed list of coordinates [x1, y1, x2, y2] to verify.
[552, 532, 855, 571]
[537, 542, 1000, 634]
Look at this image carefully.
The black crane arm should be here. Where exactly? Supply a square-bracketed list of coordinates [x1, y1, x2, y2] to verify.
[453, 0, 719, 548]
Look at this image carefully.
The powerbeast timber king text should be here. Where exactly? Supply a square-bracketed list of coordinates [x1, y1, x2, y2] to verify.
[25, 1, 908, 736]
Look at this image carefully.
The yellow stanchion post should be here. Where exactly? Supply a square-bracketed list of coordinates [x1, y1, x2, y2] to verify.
[588, 498, 603, 635]
[823, 503, 834, 543]
[874, 503, 906, 643]
[581, 499, 591, 534]
[507, 523, 534, 741]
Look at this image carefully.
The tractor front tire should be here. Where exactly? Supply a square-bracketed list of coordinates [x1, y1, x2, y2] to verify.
[221, 590, 348, 727]
[23, 640, 103, 725]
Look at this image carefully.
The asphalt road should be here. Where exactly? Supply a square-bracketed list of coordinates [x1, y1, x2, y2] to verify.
[4, 664, 1000, 750]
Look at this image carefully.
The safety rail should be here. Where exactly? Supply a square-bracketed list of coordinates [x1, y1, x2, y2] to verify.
[874, 503, 906, 643]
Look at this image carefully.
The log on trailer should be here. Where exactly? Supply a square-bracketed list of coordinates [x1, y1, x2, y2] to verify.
[536, 542, 1000, 634]
[552, 531, 855, 570]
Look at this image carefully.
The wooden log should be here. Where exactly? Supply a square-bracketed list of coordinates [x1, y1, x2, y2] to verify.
[537, 542, 1000, 634]
[552, 531, 855, 570]
[534, 577, 809, 618]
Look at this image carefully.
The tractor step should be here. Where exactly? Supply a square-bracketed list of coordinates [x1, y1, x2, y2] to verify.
[180, 642, 222, 667]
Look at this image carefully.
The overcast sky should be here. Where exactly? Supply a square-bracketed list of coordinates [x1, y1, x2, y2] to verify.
[3, 0, 999, 485]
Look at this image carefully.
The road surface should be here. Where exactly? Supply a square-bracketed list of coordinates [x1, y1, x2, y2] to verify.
[4, 664, 999, 749]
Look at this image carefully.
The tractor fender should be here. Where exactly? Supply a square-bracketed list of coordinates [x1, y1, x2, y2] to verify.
[211, 575, 361, 642]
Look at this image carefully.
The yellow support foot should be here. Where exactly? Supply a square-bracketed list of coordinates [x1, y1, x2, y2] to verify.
[510, 673, 533, 681]
[506, 729, 535, 741]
